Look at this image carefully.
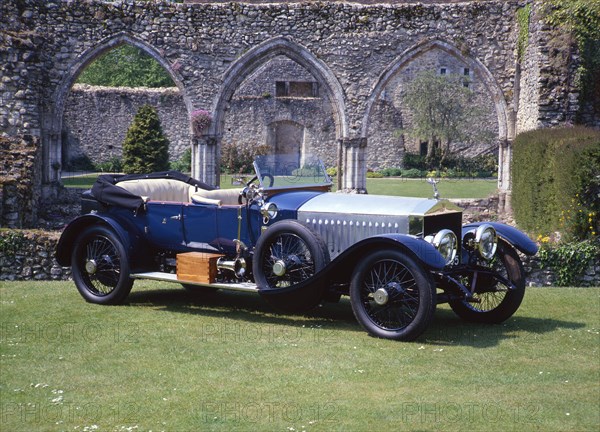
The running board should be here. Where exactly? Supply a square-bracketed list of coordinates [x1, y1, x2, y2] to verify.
[130, 271, 259, 293]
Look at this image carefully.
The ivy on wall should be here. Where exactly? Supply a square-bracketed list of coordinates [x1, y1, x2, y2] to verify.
[541, 0, 600, 119]
[516, 4, 532, 63]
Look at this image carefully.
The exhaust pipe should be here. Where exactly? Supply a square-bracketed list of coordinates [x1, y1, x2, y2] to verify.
[216, 257, 247, 279]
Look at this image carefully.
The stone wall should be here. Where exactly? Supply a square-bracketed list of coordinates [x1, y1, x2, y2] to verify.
[0, 0, 596, 224]
[63, 49, 501, 171]
[0, 135, 42, 228]
[1, 0, 529, 185]
[223, 56, 338, 167]
[515, 2, 584, 132]
[1, 228, 598, 287]
[63, 84, 191, 166]
[0, 230, 70, 281]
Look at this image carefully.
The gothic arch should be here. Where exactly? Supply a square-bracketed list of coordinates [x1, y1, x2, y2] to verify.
[43, 33, 191, 182]
[361, 39, 513, 191]
[362, 38, 510, 141]
[211, 36, 347, 139]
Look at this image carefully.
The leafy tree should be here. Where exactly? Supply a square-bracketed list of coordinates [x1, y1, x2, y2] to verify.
[77, 45, 174, 88]
[122, 105, 170, 174]
[400, 71, 479, 161]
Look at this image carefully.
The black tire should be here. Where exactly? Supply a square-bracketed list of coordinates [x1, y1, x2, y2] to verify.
[449, 241, 525, 323]
[71, 225, 133, 305]
[254, 220, 330, 312]
[350, 249, 436, 341]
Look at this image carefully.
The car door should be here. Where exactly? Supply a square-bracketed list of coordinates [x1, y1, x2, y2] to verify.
[182, 202, 221, 253]
[215, 205, 252, 254]
[145, 202, 185, 250]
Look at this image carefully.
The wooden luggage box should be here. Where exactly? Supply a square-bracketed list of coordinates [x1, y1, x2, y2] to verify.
[176, 252, 223, 284]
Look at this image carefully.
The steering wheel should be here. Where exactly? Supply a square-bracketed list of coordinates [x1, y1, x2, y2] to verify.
[245, 173, 274, 188]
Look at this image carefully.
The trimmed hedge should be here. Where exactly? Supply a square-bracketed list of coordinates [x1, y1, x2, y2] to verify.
[512, 127, 600, 240]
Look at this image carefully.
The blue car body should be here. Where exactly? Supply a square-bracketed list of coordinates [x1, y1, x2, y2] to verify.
[56, 155, 538, 341]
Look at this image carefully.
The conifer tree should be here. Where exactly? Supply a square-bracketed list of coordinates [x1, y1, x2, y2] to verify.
[122, 105, 170, 174]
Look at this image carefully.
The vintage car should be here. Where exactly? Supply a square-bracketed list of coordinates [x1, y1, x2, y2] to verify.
[56, 154, 538, 341]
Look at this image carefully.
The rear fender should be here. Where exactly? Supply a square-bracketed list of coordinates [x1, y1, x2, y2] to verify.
[462, 222, 538, 256]
[55, 214, 135, 266]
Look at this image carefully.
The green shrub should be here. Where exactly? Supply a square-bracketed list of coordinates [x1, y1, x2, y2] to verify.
[170, 148, 191, 173]
[292, 167, 323, 177]
[64, 155, 95, 172]
[220, 142, 269, 174]
[366, 171, 384, 178]
[512, 126, 600, 240]
[0, 230, 26, 259]
[402, 152, 497, 176]
[122, 105, 170, 174]
[403, 168, 424, 178]
[95, 157, 123, 173]
[539, 239, 600, 286]
[326, 167, 338, 177]
[380, 167, 403, 177]
[403, 153, 428, 171]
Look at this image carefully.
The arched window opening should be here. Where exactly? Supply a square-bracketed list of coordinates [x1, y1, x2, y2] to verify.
[61, 44, 188, 177]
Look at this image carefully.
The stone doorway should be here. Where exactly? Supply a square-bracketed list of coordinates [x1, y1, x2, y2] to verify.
[269, 120, 304, 165]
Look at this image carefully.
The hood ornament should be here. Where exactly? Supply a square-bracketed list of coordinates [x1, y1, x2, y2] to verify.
[426, 177, 440, 200]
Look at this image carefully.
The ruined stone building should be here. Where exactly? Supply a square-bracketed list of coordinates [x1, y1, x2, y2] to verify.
[1, 0, 594, 227]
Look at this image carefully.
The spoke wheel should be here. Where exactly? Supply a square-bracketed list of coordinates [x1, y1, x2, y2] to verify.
[254, 220, 329, 312]
[449, 241, 525, 323]
[350, 249, 435, 341]
[71, 226, 133, 304]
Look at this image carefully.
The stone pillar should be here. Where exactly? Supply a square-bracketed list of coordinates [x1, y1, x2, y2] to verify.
[48, 131, 61, 183]
[341, 137, 367, 193]
[194, 135, 218, 186]
[497, 138, 513, 215]
[498, 138, 512, 192]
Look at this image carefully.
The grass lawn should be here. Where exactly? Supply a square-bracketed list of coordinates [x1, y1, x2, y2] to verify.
[61, 174, 101, 189]
[63, 174, 498, 199]
[221, 175, 498, 199]
[1, 281, 598, 431]
[365, 177, 498, 199]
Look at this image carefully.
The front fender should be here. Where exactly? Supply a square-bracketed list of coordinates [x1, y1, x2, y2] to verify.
[258, 234, 445, 295]
[320, 234, 445, 287]
[55, 214, 135, 266]
[462, 222, 538, 256]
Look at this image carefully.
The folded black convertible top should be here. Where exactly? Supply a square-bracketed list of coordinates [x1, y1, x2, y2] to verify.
[90, 171, 216, 211]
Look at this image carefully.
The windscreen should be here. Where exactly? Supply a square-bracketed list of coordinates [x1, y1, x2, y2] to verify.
[253, 154, 332, 190]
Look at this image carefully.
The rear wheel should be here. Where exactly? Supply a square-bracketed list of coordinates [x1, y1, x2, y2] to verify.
[449, 241, 525, 323]
[71, 225, 133, 304]
[350, 249, 435, 341]
[254, 220, 329, 312]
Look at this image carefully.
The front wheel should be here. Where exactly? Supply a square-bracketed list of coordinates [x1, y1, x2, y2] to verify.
[254, 220, 329, 312]
[71, 225, 133, 304]
[449, 241, 525, 323]
[350, 249, 436, 341]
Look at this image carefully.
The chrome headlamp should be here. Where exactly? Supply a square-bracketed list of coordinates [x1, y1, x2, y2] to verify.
[260, 202, 278, 224]
[474, 224, 498, 260]
[426, 229, 458, 266]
